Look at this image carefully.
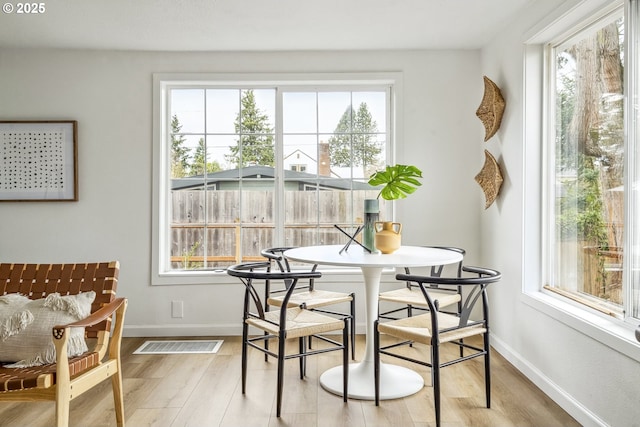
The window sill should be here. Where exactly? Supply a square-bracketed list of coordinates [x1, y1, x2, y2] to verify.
[152, 265, 398, 286]
[522, 290, 640, 363]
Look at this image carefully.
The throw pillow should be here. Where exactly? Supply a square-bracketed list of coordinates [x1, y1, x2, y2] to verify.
[0, 291, 96, 367]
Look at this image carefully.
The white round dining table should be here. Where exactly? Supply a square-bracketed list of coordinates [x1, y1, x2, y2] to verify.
[283, 244, 463, 400]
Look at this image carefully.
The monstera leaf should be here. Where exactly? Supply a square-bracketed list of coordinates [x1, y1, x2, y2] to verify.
[368, 164, 423, 200]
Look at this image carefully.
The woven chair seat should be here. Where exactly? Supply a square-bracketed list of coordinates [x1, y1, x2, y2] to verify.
[247, 307, 345, 339]
[378, 312, 486, 345]
[378, 288, 461, 308]
[267, 289, 353, 309]
[0, 352, 100, 392]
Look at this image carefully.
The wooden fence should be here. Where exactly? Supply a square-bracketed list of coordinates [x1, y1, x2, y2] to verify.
[557, 240, 623, 306]
[171, 190, 624, 306]
[169, 190, 383, 269]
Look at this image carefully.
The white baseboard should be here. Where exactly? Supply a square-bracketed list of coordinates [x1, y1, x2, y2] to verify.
[124, 322, 368, 338]
[124, 323, 242, 337]
[490, 335, 607, 427]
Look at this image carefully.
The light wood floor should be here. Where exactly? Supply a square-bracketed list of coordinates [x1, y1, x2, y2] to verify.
[0, 335, 580, 427]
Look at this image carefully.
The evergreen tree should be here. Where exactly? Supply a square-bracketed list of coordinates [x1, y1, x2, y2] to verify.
[170, 115, 191, 178]
[329, 102, 382, 176]
[226, 90, 275, 167]
[190, 138, 222, 175]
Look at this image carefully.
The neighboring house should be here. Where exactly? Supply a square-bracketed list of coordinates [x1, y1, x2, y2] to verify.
[171, 165, 373, 192]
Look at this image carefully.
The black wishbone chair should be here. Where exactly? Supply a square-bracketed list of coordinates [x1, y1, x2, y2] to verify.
[374, 266, 501, 427]
[227, 262, 349, 417]
[378, 246, 466, 355]
[261, 247, 356, 359]
[378, 246, 466, 320]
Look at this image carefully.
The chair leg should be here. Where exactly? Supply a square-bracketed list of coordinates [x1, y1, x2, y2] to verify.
[350, 294, 356, 360]
[342, 319, 349, 402]
[432, 342, 442, 427]
[484, 332, 491, 408]
[374, 320, 381, 406]
[458, 301, 464, 358]
[111, 369, 125, 427]
[299, 337, 306, 379]
[242, 323, 249, 394]
[408, 305, 414, 347]
[276, 337, 286, 417]
[430, 357, 435, 388]
[55, 391, 70, 427]
[55, 344, 71, 427]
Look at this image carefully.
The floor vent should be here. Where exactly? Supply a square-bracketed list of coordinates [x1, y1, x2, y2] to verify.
[133, 340, 223, 355]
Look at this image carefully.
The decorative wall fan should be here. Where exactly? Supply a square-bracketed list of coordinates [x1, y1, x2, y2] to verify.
[475, 149, 503, 209]
[475, 76, 505, 141]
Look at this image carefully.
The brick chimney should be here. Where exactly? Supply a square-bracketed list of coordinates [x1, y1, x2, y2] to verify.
[318, 141, 330, 177]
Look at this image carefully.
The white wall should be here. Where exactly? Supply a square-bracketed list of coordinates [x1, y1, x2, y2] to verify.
[3, 3, 639, 425]
[0, 48, 483, 335]
[481, 0, 640, 426]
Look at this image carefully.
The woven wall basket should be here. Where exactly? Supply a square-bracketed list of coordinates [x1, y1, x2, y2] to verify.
[475, 76, 506, 141]
[475, 149, 503, 209]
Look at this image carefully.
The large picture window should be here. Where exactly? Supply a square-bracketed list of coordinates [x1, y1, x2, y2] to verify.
[545, 2, 640, 322]
[153, 74, 397, 280]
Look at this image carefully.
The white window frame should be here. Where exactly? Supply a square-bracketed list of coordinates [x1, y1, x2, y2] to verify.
[523, 0, 640, 363]
[151, 72, 403, 285]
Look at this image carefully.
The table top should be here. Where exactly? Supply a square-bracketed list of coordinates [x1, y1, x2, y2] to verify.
[284, 245, 463, 268]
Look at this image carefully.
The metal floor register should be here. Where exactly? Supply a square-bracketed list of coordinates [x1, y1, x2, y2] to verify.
[133, 340, 223, 354]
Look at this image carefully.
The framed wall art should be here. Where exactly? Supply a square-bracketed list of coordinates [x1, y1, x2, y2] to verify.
[0, 121, 78, 201]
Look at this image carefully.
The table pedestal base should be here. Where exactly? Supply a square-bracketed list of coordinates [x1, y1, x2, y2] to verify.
[320, 361, 424, 400]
